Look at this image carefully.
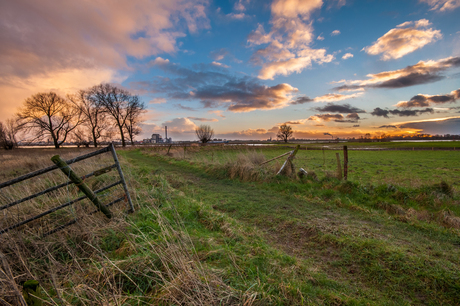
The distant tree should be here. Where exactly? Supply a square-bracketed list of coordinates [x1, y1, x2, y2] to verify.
[277, 123, 293, 143]
[0, 122, 13, 150]
[17, 92, 83, 148]
[0, 119, 19, 149]
[71, 127, 91, 147]
[69, 90, 109, 147]
[195, 124, 214, 143]
[124, 99, 146, 146]
[86, 84, 145, 147]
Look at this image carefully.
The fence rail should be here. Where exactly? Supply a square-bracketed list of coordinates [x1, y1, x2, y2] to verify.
[0, 143, 133, 236]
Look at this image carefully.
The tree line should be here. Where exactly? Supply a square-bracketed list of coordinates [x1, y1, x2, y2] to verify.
[0, 83, 146, 149]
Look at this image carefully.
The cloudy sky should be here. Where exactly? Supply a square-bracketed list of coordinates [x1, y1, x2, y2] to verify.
[1, 0, 460, 141]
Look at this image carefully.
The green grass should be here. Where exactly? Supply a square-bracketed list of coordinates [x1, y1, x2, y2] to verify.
[163, 146, 460, 189]
[3, 146, 459, 305]
[119, 148, 460, 305]
[296, 141, 460, 149]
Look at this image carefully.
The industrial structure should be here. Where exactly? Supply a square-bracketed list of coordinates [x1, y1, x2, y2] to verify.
[142, 126, 172, 144]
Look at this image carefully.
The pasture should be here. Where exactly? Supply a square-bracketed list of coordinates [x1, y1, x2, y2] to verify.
[1, 144, 459, 305]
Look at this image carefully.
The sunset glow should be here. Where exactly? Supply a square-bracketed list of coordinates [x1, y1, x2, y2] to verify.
[1, 0, 459, 141]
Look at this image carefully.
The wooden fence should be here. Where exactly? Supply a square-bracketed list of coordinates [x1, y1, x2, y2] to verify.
[0, 143, 133, 237]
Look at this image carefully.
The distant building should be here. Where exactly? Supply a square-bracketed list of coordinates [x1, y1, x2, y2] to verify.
[151, 134, 162, 143]
[143, 133, 173, 144]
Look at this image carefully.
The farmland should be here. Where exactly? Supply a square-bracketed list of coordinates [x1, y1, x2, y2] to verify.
[1, 144, 460, 305]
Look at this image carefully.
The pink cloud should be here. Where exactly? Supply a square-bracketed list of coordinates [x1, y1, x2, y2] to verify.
[420, 0, 460, 11]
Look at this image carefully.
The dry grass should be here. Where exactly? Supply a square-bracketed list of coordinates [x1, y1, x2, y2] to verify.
[224, 152, 271, 181]
[0, 198, 245, 305]
[0, 147, 126, 236]
[0, 147, 249, 305]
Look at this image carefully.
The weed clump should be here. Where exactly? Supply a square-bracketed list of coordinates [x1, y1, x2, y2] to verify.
[223, 152, 271, 181]
[337, 181, 358, 194]
[434, 181, 453, 197]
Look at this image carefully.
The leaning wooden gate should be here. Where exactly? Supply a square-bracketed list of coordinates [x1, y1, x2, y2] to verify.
[0, 143, 133, 237]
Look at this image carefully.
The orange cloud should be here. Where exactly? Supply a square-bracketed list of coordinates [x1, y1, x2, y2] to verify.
[208, 110, 226, 118]
[395, 89, 460, 107]
[0, 1, 209, 121]
[333, 56, 460, 91]
[271, 0, 323, 18]
[247, 0, 334, 80]
[0, 68, 124, 121]
[363, 19, 442, 60]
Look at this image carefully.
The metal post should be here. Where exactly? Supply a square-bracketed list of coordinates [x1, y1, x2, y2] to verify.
[109, 143, 134, 213]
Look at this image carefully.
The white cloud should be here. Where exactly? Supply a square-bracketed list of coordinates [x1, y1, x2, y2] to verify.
[211, 61, 230, 68]
[162, 117, 198, 133]
[313, 92, 363, 102]
[227, 13, 247, 19]
[331, 30, 341, 36]
[258, 50, 333, 80]
[317, 35, 325, 41]
[342, 53, 353, 59]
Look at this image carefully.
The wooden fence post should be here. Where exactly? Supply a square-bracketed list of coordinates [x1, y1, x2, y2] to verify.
[51, 155, 112, 219]
[336, 152, 343, 180]
[109, 143, 134, 213]
[277, 145, 300, 175]
[343, 146, 348, 181]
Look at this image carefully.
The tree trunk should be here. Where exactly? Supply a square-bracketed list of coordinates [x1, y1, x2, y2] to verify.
[118, 124, 126, 147]
[92, 127, 98, 148]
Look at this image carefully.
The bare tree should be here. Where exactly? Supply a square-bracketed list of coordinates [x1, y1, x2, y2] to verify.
[86, 84, 145, 147]
[71, 127, 91, 147]
[0, 122, 13, 150]
[124, 97, 146, 146]
[0, 119, 19, 149]
[17, 92, 83, 148]
[69, 90, 108, 147]
[195, 124, 214, 143]
[277, 123, 293, 143]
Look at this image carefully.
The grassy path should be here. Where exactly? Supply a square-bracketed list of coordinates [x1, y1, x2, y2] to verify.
[123, 149, 460, 305]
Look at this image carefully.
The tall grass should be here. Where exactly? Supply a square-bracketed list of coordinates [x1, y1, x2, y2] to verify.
[0, 148, 254, 305]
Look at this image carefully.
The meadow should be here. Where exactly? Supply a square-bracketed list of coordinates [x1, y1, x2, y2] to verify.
[1, 144, 459, 305]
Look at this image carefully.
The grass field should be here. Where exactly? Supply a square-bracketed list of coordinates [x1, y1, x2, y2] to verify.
[154, 145, 460, 188]
[1, 145, 460, 305]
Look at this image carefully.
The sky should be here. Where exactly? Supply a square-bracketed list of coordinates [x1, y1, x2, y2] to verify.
[1, 0, 460, 141]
